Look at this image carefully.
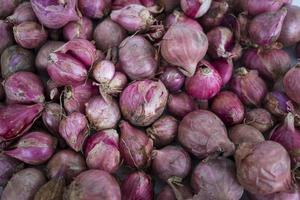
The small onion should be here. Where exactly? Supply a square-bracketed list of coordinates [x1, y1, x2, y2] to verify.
[283, 65, 300, 104]
[6, 2, 37, 25]
[63, 17, 93, 41]
[0, 21, 13, 55]
[180, 0, 212, 18]
[211, 58, 233, 86]
[239, 0, 285, 16]
[157, 185, 193, 200]
[159, 66, 185, 93]
[79, 0, 111, 19]
[34, 177, 65, 200]
[245, 108, 274, 133]
[167, 92, 197, 119]
[0, 154, 23, 188]
[229, 124, 265, 146]
[42, 103, 64, 136]
[264, 91, 294, 117]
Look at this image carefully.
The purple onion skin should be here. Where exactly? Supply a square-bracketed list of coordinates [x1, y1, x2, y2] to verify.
[119, 121, 153, 169]
[65, 170, 121, 200]
[121, 172, 153, 200]
[178, 110, 235, 158]
[191, 158, 244, 200]
[4, 131, 57, 165]
[13, 21, 48, 49]
[46, 150, 86, 182]
[119, 36, 158, 80]
[0, 154, 23, 187]
[167, 92, 198, 119]
[159, 0, 180, 12]
[94, 18, 126, 51]
[157, 185, 193, 200]
[230, 68, 268, 107]
[245, 108, 274, 133]
[283, 65, 300, 104]
[1, 45, 35, 79]
[165, 11, 203, 30]
[42, 103, 64, 136]
[229, 124, 265, 146]
[264, 91, 292, 117]
[211, 91, 245, 126]
[79, 0, 111, 19]
[45, 79, 62, 101]
[0, 103, 44, 141]
[0, 21, 13, 55]
[239, 0, 285, 16]
[235, 141, 292, 195]
[6, 2, 37, 25]
[152, 145, 191, 181]
[112, 0, 155, 9]
[63, 17, 93, 41]
[180, 0, 212, 18]
[279, 5, 300, 47]
[31, 0, 79, 29]
[1, 168, 46, 200]
[4, 71, 45, 104]
[211, 58, 233, 86]
[86, 96, 121, 131]
[243, 48, 291, 81]
[84, 129, 121, 173]
[0, 0, 22, 18]
[59, 112, 89, 152]
[120, 80, 168, 126]
[249, 185, 300, 200]
[249, 8, 287, 47]
[159, 66, 185, 93]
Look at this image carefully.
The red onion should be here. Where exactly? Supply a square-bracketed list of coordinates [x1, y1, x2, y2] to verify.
[59, 112, 89, 152]
[121, 171, 153, 200]
[229, 124, 265, 146]
[110, 4, 154, 32]
[65, 170, 121, 200]
[47, 52, 88, 86]
[42, 103, 64, 136]
[159, 66, 185, 93]
[249, 8, 287, 47]
[158, 0, 180, 12]
[6, 2, 37, 25]
[235, 141, 292, 195]
[243, 48, 291, 80]
[119, 80, 168, 126]
[0, 103, 43, 141]
[230, 68, 268, 106]
[13, 21, 48, 49]
[245, 108, 274, 133]
[63, 80, 98, 114]
[1, 45, 35, 79]
[119, 121, 153, 169]
[157, 185, 193, 200]
[112, 0, 155, 9]
[79, 0, 111, 19]
[0, 154, 23, 187]
[167, 92, 197, 119]
[93, 18, 126, 51]
[249, 185, 300, 200]
[178, 110, 235, 158]
[283, 65, 300, 104]
[279, 5, 300, 47]
[239, 0, 285, 16]
[211, 58, 233, 86]
[264, 91, 294, 117]
[0, 80, 4, 101]
[86, 96, 121, 130]
[0, 0, 22, 18]
[180, 0, 212, 18]
[4, 71, 45, 104]
[31, 0, 79, 29]
[34, 176, 65, 200]
[84, 129, 121, 173]
[4, 131, 56, 165]
[185, 61, 222, 100]
[0, 20, 13, 55]
[161, 22, 208, 77]
[46, 150, 86, 182]
[63, 17, 93, 41]
[152, 145, 191, 181]
[211, 91, 245, 126]
[119, 35, 158, 80]
[1, 168, 46, 200]
[146, 115, 178, 147]
[192, 158, 244, 200]
[165, 11, 203, 30]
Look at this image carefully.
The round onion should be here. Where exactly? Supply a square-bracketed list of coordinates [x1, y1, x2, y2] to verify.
[180, 0, 212, 18]
[42, 103, 64, 136]
[264, 91, 294, 118]
[229, 124, 265, 146]
[79, 0, 111, 19]
[159, 66, 185, 93]
[167, 92, 197, 119]
[63, 17, 93, 41]
[0, 20, 13, 55]
[283, 65, 300, 104]
[6, 2, 37, 25]
[245, 108, 274, 133]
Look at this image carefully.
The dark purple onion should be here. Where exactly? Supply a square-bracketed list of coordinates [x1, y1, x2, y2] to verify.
[229, 124, 265, 145]
[42, 103, 64, 136]
[0, 20, 13, 55]
[245, 108, 274, 133]
[0, 154, 23, 188]
[264, 91, 295, 117]
[121, 171, 153, 200]
[157, 185, 193, 200]
[79, 0, 111, 19]
[283, 65, 300, 104]
[167, 92, 197, 119]
[6, 2, 37, 25]
[239, 0, 285, 16]
[180, 0, 212, 18]
[63, 17, 93, 41]
[211, 58, 233, 86]
[119, 121, 153, 169]
[159, 66, 185, 93]
[0, 0, 22, 18]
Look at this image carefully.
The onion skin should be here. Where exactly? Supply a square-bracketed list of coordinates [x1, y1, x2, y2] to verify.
[112, 0, 155, 9]
[84, 129, 121, 173]
[31, 0, 79, 29]
[0, 0, 22, 19]
[167, 92, 197, 119]
[119, 121, 153, 169]
[178, 110, 235, 158]
[264, 91, 292, 117]
[121, 172, 153, 200]
[211, 58, 233, 86]
[283, 65, 300, 104]
[42, 103, 64, 136]
[65, 170, 121, 200]
[63, 17, 93, 41]
[119, 35, 158, 80]
[229, 124, 265, 146]
[119, 80, 168, 126]
[239, 0, 285, 16]
[157, 185, 193, 200]
[6, 2, 37, 25]
[0, 154, 23, 188]
[191, 158, 244, 200]
[235, 141, 292, 195]
[245, 108, 274, 133]
[4, 71, 45, 104]
[79, 0, 111, 19]
[211, 91, 244, 126]
[180, 0, 212, 18]
[1, 168, 46, 200]
[34, 177, 65, 200]
[1, 45, 35, 79]
[249, 185, 300, 200]
[159, 66, 185, 93]
[0, 103, 44, 141]
[0, 21, 13, 55]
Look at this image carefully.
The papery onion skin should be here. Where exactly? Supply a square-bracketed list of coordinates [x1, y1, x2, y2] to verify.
[180, 0, 212, 18]
[235, 141, 292, 195]
[63, 17, 93, 41]
[34, 176, 65, 200]
[178, 110, 235, 158]
[0, 21, 13, 55]
[211, 58, 233, 86]
[229, 124, 265, 146]
[245, 108, 274, 133]
[112, 0, 155, 9]
[159, 66, 185, 93]
[191, 158, 244, 200]
[157, 185, 193, 200]
[0, 0, 22, 18]
[6, 2, 37, 25]
[119, 35, 158, 80]
[119, 80, 168, 126]
[283, 65, 300, 104]
[64, 170, 121, 200]
[0, 154, 24, 188]
[264, 91, 292, 117]
[165, 10, 203, 30]
[93, 60, 115, 84]
[79, 0, 111, 19]
[239, 0, 285, 16]
[121, 171, 153, 200]
[119, 121, 153, 169]
[167, 92, 197, 119]
[42, 103, 64, 136]
[249, 185, 300, 200]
